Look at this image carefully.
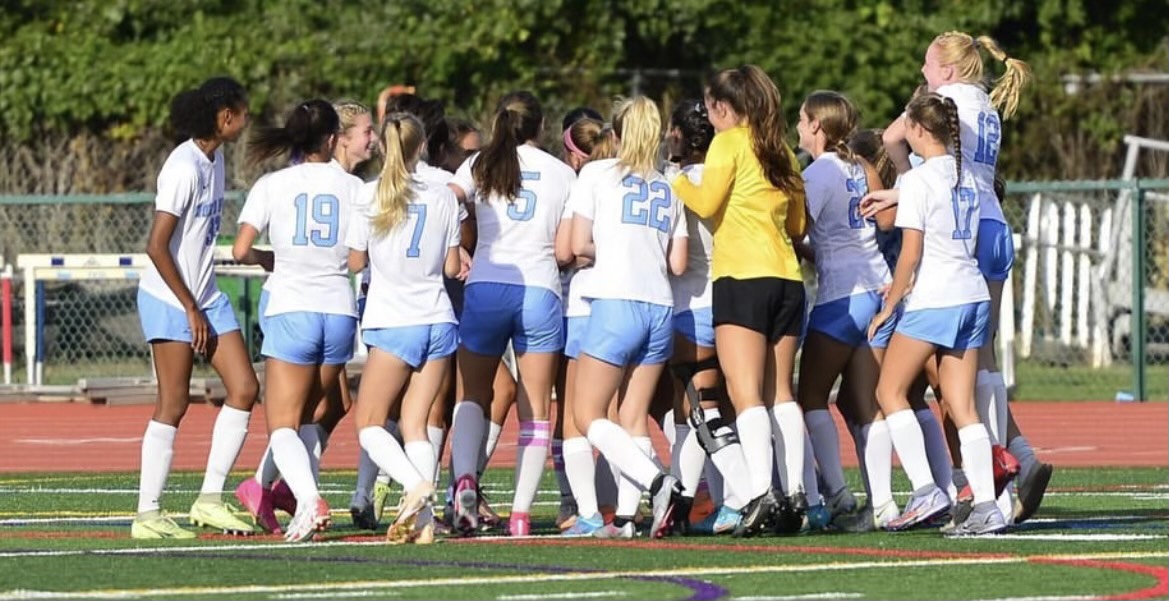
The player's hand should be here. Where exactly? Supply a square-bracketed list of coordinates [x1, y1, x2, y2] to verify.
[868, 307, 892, 342]
[457, 247, 472, 280]
[186, 306, 211, 356]
[860, 189, 900, 218]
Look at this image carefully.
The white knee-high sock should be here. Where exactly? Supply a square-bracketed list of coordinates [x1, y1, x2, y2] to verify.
[975, 370, 1003, 444]
[958, 424, 994, 505]
[804, 409, 846, 497]
[563, 437, 598, 517]
[478, 421, 503, 475]
[862, 420, 894, 508]
[595, 454, 618, 507]
[989, 371, 1010, 448]
[915, 407, 953, 492]
[513, 420, 549, 514]
[427, 425, 445, 481]
[702, 408, 751, 509]
[735, 406, 774, 500]
[200, 406, 250, 498]
[770, 401, 806, 496]
[137, 420, 177, 514]
[254, 445, 280, 488]
[450, 401, 485, 481]
[585, 419, 659, 490]
[674, 424, 705, 497]
[616, 437, 653, 518]
[375, 420, 401, 486]
[885, 409, 936, 493]
[270, 427, 320, 505]
[298, 424, 324, 484]
[404, 440, 436, 493]
[358, 426, 423, 492]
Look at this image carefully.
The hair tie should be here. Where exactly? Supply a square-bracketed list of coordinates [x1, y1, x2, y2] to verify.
[563, 128, 588, 159]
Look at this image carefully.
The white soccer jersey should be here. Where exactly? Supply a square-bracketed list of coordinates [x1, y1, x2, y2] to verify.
[139, 140, 226, 310]
[347, 178, 461, 329]
[239, 162, 361, 317]
[804, 153, 891, 305]
[935, 83, 1005, 224]
[570, 159, 687, 307]
[670, 164, 714, 313]
[894, 155, 989, 311]
[560, 192, 594, 318]
[450, 145, 576, 295]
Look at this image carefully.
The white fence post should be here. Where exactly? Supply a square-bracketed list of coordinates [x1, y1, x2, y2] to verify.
[1020, 193, 1042, 358]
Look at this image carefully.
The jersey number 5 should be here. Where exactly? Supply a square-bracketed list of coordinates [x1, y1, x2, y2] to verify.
[507, 171, 540, 222]
[293, 193, 340, 247]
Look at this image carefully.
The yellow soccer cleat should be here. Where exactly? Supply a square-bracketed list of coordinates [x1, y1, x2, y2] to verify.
[131, 512, 197, 540]
[372, 481, 393, 523]
[189, 499, 255, 535]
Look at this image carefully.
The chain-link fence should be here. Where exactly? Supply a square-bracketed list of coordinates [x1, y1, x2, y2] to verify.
[1001, 179, 1169, 401]
[0, 180, 1166, 399]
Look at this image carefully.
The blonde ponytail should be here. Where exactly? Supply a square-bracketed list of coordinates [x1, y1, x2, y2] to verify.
[975, 35, 1032, 120]
[372, 113, 426, 236]
[613, 96, 662, 177]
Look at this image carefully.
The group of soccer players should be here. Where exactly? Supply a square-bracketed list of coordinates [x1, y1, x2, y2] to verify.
[130, 29, 1054, 543]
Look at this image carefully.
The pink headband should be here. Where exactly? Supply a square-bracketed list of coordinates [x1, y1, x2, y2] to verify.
[563, 128, 588, 160]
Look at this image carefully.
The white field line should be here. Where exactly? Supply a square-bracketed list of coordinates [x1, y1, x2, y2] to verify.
[994, 533, 1163, 541]
[734, 594, 863, 601]
[498, 592, 624, 600]
[0, 551, 1163, 600]
[275, 592, 398, 600]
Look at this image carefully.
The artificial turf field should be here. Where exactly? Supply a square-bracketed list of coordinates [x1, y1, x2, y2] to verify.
[0, 467, 1164, 600]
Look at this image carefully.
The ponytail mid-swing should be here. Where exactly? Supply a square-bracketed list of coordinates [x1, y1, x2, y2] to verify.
[906, 93, 963, 190]
[247, 99, 340, 165]
[932, 31, 1032, 120]
[473, 91, 543, 202]
[372, 112, 427, 236]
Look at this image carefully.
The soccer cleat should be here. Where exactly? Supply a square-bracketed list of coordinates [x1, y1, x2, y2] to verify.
[562, 513, 605, 537]
[349, 492, 378, 531]
[412, 505, 436, 545]
[774, 492, 807, 535]
[692, 505, 742, 535]
[131, 512, 197, 539]
[884, 485, 951, 531]
[285, 497, 331, 543]
[477, 485, 502, 530]
[672, 496, 694, 536]
[507, 512, 531, 537]
[803, 504, 832, 532]
[649, 474, 683, 539]
[873, 500, 900, 530]
[271, 480, 297, 515]
[453, 474, 479, 537]
[372, 481, 393, 523]
[556, 497, 579, 531]
[991, 445, 1021, 497]
[593, 521, 635, 539]
[734, 489, 778, 538]
[235, 478, 282, 534]
[188, 499, 254, 535]
[944, 500, 1007, 537]
[386, 482, 435, 544]
[1014, 462, 1054, 524]
[824, 486, 859, 520]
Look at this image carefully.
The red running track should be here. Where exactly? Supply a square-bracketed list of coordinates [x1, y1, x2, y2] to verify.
[0, 401, 1164, 473]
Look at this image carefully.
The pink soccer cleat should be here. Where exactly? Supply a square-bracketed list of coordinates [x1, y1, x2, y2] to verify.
[271, 479, 298, 515]
[508, 512, 531, 537]
[234, 478, 282, 534]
